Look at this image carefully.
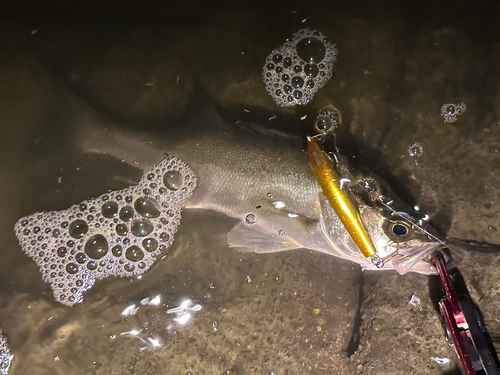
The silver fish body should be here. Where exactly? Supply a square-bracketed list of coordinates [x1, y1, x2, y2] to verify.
[76, 99, 443, 274]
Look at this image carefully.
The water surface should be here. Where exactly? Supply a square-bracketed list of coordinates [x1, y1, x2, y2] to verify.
[0, 1, 499, 374]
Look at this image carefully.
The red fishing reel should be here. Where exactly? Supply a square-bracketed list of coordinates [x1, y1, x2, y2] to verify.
[432, 252, 500, 374]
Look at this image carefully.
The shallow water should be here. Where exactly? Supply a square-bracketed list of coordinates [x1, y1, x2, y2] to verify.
[0, 0, 500, 374]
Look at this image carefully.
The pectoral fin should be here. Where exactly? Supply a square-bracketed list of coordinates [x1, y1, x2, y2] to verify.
[227, 222, 301, 253]
[252, 202, 319, 233]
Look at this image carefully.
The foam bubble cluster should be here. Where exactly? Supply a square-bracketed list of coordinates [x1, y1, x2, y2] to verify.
[15, 156, 197, 306]
[408, 142, 424, 158]
[262, 29, 338, 107]
[0, 330, 12, 374]
[314, 106, 342, 135]
[441, 102, 466, 122]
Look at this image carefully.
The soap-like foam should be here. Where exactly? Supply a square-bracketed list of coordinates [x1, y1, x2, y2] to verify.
[441, 102, 466, 123]
[262, 29, 338, 107]
[0, 330, 12, 374]
[14, 156, 197, 306]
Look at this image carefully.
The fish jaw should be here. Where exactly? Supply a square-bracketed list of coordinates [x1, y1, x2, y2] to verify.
[361, 236, 444, 275]
[353, 243, 443, 275]
[389, 243, 443, 275]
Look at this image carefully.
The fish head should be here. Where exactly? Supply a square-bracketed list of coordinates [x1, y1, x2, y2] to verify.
[318, 193, 447, 275]
[359, 206, 447, 274]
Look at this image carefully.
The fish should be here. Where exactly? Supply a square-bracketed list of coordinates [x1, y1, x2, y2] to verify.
[69, 88, 446, 276]
[14, 81, 450, 306]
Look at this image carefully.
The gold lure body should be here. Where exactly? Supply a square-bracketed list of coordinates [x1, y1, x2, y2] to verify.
[307, 137, 376, 258]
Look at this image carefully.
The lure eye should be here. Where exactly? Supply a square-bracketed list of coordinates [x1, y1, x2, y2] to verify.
[384, 220, 413, 241]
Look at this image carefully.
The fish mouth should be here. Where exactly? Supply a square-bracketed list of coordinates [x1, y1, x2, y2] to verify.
[390, 243, 446, 275]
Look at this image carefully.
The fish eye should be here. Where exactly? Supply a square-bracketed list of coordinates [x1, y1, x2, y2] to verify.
[384, 220, 413, 241]
[392, 224, 408, 236]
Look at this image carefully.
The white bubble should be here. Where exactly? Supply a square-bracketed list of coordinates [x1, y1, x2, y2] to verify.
[407, 142, 424, 158]
[14, 156, 197, 306]
[245, 214, 256, 225]
[314, 107, 342, 135]
[440, 102, 466, 123]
